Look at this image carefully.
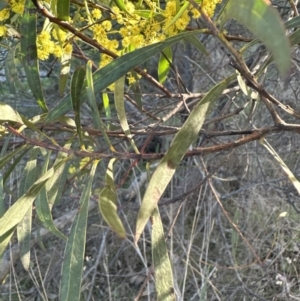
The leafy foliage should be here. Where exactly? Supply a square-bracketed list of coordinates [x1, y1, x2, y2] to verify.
[0, 0, 298, 299]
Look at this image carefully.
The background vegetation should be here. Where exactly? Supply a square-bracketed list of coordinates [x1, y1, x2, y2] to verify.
[1, 0, 300, 300]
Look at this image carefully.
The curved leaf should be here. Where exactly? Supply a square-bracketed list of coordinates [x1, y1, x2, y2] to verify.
[134, 74, 236, 244]
[59, 160, 98, 301]
[17, 148, 38, 271]
[20, 0, 47, 112]
[158, 46, 172, 84]
[114, 76, 139, 153]
[86, 61, 113, 150]
[71, 66, 86, 148]
[152, 207, 175, 301]
[219, 0, 291, 76]
[99, 159, 126, 238]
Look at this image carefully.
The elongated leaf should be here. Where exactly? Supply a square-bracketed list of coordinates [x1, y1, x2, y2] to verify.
[99, 159, 126, 238]
[0, 102, 23, 124]
[59, 52, 72, 96]
[20, 0, 47, 112]
[285, 15, 300, 29]
[45, 30, 203, 123]
[218, 0, 291, 76]
[5, 45, 24, 94]
[158, 46, 172, 84]
[59, 160, 98, 301]
[114, 76, 139, 153]
[152, 207, 175, 301]
[102, 92, 111, 119]
[17, 148, 38, 271]
[0, 174, 4, 218]
[71, 66, 86, 148]
[184, 35, 208, 55]
[86, 61, 113, 150]
[57, 0, 70, 21]
[35, 150, 68, 241]
[135, 75, 236, 244]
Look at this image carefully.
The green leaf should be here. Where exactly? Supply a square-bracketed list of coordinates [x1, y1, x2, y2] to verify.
[152, 207, 175, 301]
[158, 46, 172, 84]
[102, 92, 111, 119]
[71, 66, 86, 148]
[135, 74, 236, 244]
[59, 160, 98, 301]
[5, 45, 25, 94]
[99, 159, 126, 238]
[184, 36, 208, 55]
[17, 148, 38, 271]
[218, 0, 291, 77]
[0, 102, 24, 124]
[114, 76, 139, 153]
[57, 0, 70, 21]
[20, 0, 47, 112]
[86, 61, 113, 150]
[35, 150, 68, 241]
[285, 15, 300, 30]
[59, 52, 72, 96]
[45, 30, 203, 123]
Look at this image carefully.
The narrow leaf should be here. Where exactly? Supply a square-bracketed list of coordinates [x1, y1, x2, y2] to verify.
[219, 0, 291, 76]
[17, 148, 38, 271]
[86, 61, 114, 150]
[99, 159, 126, 238]
[158, 46, 172, 84]
[35, 150, 69, 240]
[57, 0, 70, 21]
[115, 76, 139, 153]
[152, 207, 175, 301]
[20, 0, 47, 112]
[135, 75, 236, 244]
[59, 52, 72, 96]
[59, 160, 98, 301]
[71, 66, 86, 148]
[184, 36, 208, 55]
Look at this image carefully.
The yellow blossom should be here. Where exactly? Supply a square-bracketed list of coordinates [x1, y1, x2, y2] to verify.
[92, 8, 102, 20]
[53, 45, 63, 57]
[10, 0, 24, 15]
[0, 25, 6, 37]
[0, 8, 9, 21]
[102, 20, 112, 31]
[64, 43, 73, 55]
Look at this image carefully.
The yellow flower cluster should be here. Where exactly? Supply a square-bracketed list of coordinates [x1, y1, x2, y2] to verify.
[202, 0, 223, 17]
[0, 0, 24, 37]
[0, 0, 222, 72]
[36, 28, 73, 60]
